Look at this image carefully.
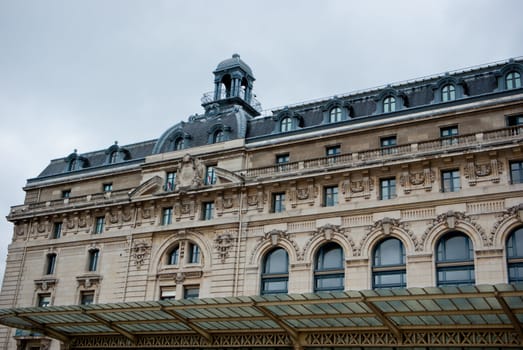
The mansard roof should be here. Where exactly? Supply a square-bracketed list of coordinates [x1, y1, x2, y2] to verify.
[30, 57, 523, 182]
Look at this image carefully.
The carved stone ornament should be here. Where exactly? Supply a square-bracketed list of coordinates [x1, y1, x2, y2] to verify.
[491, 204, 523, 237]
[76, 275, 102, 289]
[317, 224, 343, 240]
[400, 168, 435, 193]
[214, 232, 236, 263]
[34, 278, 57, 292]
[251, 229, 302, 262]
[131, 240, 151, 268]
[357, 217, 421, 254]
[177, 154, 204, 188]
[464, 158, 503, 185]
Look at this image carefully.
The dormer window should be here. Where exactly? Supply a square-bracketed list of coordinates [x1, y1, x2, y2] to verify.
[383, 96, 396, 113]
[174, 137, 185, 150]
[213, 130, 225, 143]
[280, 117, 293, 132]
[507, 71, 522, 90]
[109, 151, 118, 164]
[441, 84, 456, 102]
[329, 107, 342, 123]
[68, 159, 77, 171]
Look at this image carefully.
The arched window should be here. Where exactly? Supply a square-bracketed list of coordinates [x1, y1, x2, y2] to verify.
[314, 243, 344, 292]
[372, 238, 406, 289]
[109, 151, 118, 164]
[329, 107, 342, 123]
[261, 248, 288, 294]
[188, 243, 200, 264]
[441, 84, 456, 102]
[173, 137, 185, 151]
[506, 71, 522, 90]
[213, 130, 224, 143]
[507, 227, 523, 283]
[436, 232, 474, 286]
[280, 117, 293, 132]
[383, 96, 396, 113]
[168, 245, 180, 265]
[68, 159, 77, 172]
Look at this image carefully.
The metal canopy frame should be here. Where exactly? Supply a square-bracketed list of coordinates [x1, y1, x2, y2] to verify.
[1, 284, 523, 348]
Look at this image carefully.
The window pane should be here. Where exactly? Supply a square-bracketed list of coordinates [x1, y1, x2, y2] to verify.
[374, 238, 405, 266]
[315, 275, 344, 291]
[508, 228, 523, 257]
[264, 248, 288, 274]
[438, 267, 474, 286]
[438, 234, 472, 261]
[262, 279, 288, 294]
[510, 161, 523, 184]
[374, 271, 406, 288]
[169, 246, 179, 265]
[316, 243, 343, 270]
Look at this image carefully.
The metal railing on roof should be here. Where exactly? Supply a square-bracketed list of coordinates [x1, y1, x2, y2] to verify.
[201, 90, 263, 113]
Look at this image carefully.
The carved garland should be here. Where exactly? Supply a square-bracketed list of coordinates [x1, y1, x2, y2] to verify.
[491, 204, 523, 237]
[356, 218, 420, 255]
[302, 224, 355, 259]
[250, 229, 302, 263]
[214, 232, 237, 263]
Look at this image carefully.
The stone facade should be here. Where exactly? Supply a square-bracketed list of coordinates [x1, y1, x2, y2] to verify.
[1, 55, 523, 349]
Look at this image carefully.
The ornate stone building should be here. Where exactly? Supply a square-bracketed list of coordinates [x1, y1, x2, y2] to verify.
[1, 55, 523, 349]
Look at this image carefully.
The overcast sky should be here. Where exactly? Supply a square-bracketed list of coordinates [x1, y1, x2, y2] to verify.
[0, 0, 522, 285]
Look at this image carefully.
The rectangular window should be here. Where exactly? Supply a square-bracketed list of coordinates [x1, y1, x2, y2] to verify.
[272, 192, 286, 213]
[510, 161, 523, 184]
[276, 154, 290, 171]
[38, 294, 51, 307]
[205, 166, 216, 185]
[202, 202, 214, 220]
[326, 146, 341, 164]
[324, 186, 338, 207]
[61, 190, 71, 198]
[94, 216, 105, 234]
[160, 287, 176, 300]
[103, 183, 113, 192]
[441, 169, 461, 192]
[188, 243, 200, 264]
[46, 254, 56, 275]
[162, 208, 173, 225]
[441, 126, 459, 146]
[88, 250, 99, 272]
[52, 222, 62, 239]
[183, 286, 200, 299]
[165, 171, 176, 191]
[80, 291, 94, 305]
[507, 115, 523, 126]
[380, 136, 397, 155]
[380, 178, 396, 200]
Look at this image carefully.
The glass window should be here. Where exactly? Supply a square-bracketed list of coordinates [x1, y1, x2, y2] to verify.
[160, 287, 176, 300]
[188, 243, 200, 264]
[202, 202, 214, 220]
[510, 161, 523, 184]
[326, 145, 341, 164]
[174, 137, 185, 150]
[272, 192, 286, 213]
[314, 243, 344, 292]
[103, 183, 112, 192]
[88, 249, 99, 272]
[184, 286, 200, 299]
[280, 117, 293, 132]
[329, 107, 342, 123]
[52, 222, 62, 239]
[162, 208, 173, 225]
[165, 172, 176, 191]
[261, 248, 289, 295]
[436, 232, 475, 286]
[213, 130, 225, 143]
[441, 84, 456, 102]
[381, 136, 397, 155]
[168, 245, 179, 265]
[507, 115, 523, 127]
[205, 166, 216, 185]
[440, 126, 459, 146]
[383, 96, 396, 113]
[276, 154, 289, 164]
[46, 254, 56, 275]
[507, 227, 523, 283]
[380, 178, 396, 200]
[62, 190, 71, 199]
[324, 186, 338, 207]
[80, 291, 94, 305]
[94, 216, 104, 234]
[109, 151, 118, 164]
[38, 294, 51, 307]
[506, 71, 522, 90]
[442, 169, 460, 192]
[373, 238, 406, 289]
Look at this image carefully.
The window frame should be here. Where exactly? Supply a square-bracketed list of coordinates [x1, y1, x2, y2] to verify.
[440, 125, 459, 146]
[205, 165, 217, 185]
[61, 190, 71, 199]
[380, 135, 397, 155]
[329, 107, 343, 123]
[80, 291, 95, 305]
[510, 160, 523, 184]
[372, 238, 406, 289]
[187, 243, 200, 264]
[271, 192, 286, 213]
[280, 117, 293, 132]
[46, 253, 57, 275]
[506, 71, 522, 90]
[436, 232, 475, 287]
[37, 293, 51, 307]
[162, 207, 173, 225]
[323, 186, 339, 207]
[52, 222, 62, 239]
[168, 245, 180, 265]
[261, 248, 289, 295]
[202, 201, 214, 221]
[507, 227, 523, 283]
[94, 216, 105, 234]
[183, 285, 200, 299]
[441, 84, 456, 102]
[441, 169, 461, 192]
[103, 183, 113, 192]
[165, 171, 177, 191]
[383, 96, 396, 113]
[380, 177, 396, 200]
[314, 242, 344, 292]
[88, 249, 99, 272]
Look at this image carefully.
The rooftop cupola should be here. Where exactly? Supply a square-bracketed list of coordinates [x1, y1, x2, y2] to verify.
[201, 54, 261, 116]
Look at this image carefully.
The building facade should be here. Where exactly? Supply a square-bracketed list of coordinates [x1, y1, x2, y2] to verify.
[1, 55, 523, 349]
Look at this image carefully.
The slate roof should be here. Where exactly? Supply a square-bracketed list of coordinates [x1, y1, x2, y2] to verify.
[30, 58, 523, 181]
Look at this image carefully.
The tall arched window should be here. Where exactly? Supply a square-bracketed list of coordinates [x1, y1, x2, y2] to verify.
[173, 137, 185, 151]
[280, 117, 293, 132]
[436, 232, 475, 286]
[383, 96, 396, 113]
[314, 243, 344, 292]
[506, 71, 522, 90]
[507, 227, 523, 283]
[261, 248, 288, 294]
[329, 107, 342, 123]
[168, 245, 180, 265]
[441, 84, 456, 102]
[372, 238, 406, 289]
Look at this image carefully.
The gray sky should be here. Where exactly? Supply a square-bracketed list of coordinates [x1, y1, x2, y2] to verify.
[1, 0, 522, 284]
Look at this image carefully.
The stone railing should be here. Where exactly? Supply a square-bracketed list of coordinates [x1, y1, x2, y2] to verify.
[239, 126, 523, 179]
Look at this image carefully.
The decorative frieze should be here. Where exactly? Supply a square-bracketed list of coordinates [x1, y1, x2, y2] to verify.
[131, 240, 152, 269]
[399, 165, 435, 193]
[464, 156, 503, 185]
[214, 231, 237, 263]
[342, 172, 373, 201]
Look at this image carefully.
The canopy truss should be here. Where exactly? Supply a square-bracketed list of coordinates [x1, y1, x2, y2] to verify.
[1, 284, 523, 349]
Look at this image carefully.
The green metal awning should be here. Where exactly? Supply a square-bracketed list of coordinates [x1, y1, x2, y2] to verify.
[1, 284, 523, 348]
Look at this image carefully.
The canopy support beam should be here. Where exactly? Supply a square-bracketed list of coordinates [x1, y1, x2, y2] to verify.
[84, 311, 136, 343]
[161, 307, 212, 343]
[253, 303, 301, 346]
[495, 291, 523, 344]
[15, 313, 70, 344]
[363, 298, 403, 344]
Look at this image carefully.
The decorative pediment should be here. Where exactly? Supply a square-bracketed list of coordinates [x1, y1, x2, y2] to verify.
[76, 274, 102, 289]
[34, 278, 58, 292]
[129, 176, 163, 198]
[214, 167, 244, 184]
